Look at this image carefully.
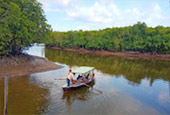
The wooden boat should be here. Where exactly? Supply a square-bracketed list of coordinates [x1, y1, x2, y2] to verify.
[62, 66, 95, 93]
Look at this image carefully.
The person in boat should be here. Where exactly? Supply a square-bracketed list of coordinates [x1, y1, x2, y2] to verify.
[92, 71, 95, 80]
[77, 74, 86, 81]
[85, 74, 90, 80]
[77, 74, 83, 81]
[67, 69, 74, 87]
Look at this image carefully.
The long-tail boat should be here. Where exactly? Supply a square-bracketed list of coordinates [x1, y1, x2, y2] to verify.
[62, 66, 95, 93]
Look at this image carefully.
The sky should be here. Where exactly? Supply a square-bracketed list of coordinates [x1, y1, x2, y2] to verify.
[37, 0, 170, 31]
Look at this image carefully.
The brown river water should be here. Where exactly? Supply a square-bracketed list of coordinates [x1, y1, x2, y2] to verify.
[0, 44, 170, 114]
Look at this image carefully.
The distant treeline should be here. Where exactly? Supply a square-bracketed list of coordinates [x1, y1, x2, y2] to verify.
[45, 22, 170, 54]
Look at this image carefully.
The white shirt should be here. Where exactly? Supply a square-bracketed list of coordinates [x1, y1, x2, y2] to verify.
[67, 72, 73, 80]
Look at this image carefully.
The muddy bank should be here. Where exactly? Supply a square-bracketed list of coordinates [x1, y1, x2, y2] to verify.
[0, 54, 63, 79]
[50, 47, 170, 61]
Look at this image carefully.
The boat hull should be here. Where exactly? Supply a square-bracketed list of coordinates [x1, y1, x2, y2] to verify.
[62, 79, 94, 92]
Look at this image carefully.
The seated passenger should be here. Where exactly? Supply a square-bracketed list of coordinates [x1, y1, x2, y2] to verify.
[85, 74, 90, 80]
[77, 75, 83, 80]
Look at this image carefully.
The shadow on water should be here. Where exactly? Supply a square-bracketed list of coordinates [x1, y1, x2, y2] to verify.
[45, 48, 170, 86]
[62, 81, 95, 110]
[0, 76, 48, 114]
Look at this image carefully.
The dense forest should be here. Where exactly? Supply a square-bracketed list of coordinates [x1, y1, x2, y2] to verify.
[44, 22, 170, 54]
[0, 0, 50, 56]
[1, 0, 170, 55]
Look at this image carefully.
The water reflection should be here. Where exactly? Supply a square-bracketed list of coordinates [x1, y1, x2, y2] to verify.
[1, 45, 170, 114]
[44, 48, 170, 114]
[45, 48, 170, 85]
[0, 76, 48, 114]
[62, 82, 95, 111]
[29, 66, 100, 114]
[169, 82, 170, 100]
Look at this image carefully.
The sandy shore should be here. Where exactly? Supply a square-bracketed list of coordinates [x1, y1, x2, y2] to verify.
[0, 54, 63, 79]
[50, 47, 170, 61]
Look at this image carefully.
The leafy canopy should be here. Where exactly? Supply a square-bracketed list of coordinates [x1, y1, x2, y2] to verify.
[0, 0, 51, 55]
[44, 22, 170, 54]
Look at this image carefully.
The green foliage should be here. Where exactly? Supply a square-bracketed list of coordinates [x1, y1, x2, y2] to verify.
[44, 22, 170, 54]
[46, 48, 170, 85]
[0, 0, 51, 55]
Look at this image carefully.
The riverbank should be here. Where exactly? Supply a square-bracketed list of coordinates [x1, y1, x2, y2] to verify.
[0, 54, 63, 79]
[50, 46, 170, 61]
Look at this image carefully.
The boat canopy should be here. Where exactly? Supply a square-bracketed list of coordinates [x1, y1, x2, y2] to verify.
[72, 66, 94, 74]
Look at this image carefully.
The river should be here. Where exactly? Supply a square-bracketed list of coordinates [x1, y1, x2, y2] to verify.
[0, 45, 170, 114]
